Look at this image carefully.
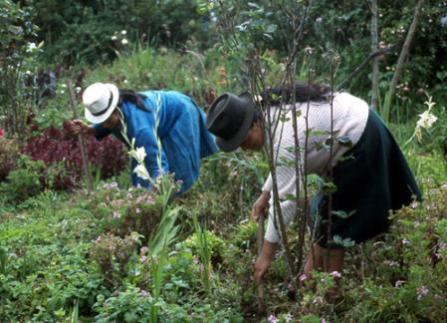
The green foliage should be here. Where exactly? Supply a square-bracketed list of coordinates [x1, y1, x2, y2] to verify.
[184, 228, 226, 266]
[0, 0, 40, 136]
[0, 155, 44, 204]
[90, 232, 142, 288]
[0, 136, 20, 181]
[31, 0, 208, 66]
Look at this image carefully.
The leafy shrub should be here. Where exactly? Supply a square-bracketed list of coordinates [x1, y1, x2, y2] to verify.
[230, 220, 258, 250]
[33, 0, 208, 66]
[0, 1, 40, 137]
[22, 126, 127, 189]
[0, 155, 44, 204]
[93, 285, 155, 322]
[0, 137, 20, 181]
[80, 183, 164, 241]
[184, 230, 226, 265]
[90, 232, 142, 288]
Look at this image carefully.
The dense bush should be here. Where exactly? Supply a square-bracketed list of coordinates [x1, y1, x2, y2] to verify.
[21, 125, 128, 189]
[28, 0, 209, 66]
[0, 155, 44, 204]
[0, 136, 20, 181]
[0, 1, 41, 136]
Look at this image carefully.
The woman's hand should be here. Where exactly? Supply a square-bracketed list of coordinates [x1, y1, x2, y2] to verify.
[63, 119, 93, 137]
[252, 191, 270, 222]
[254, 240, 278, 284]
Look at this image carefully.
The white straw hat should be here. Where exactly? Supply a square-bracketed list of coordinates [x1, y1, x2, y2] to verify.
[82, 82, 120, 124]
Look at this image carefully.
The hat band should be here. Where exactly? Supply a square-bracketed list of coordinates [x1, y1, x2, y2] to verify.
[91, 90, 114, 116]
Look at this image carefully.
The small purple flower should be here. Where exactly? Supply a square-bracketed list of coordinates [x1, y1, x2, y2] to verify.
[417, 286, 429, 300]
[299, 273, 308, 282]
[102, 181, 118, 190]
[140, 255, 147, 263]
[267, 314, 278, 323]
[140, 246, 149, 255]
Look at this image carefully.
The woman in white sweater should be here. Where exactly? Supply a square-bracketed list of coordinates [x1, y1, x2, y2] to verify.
[207, 83, 421, 285]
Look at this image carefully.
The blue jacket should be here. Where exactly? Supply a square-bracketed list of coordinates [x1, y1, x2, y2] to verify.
[94, 90, 218, 194]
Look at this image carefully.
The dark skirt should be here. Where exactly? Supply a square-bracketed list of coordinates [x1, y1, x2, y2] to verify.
[312, 109, 422, 248]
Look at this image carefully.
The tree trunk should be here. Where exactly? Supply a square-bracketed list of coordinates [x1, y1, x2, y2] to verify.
[382, 0, 424, 122]
[370, 0, 380, 110]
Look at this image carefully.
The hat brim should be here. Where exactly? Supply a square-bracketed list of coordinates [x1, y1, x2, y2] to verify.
[216, 92, 256, 152]
[84, 83, 120, 124]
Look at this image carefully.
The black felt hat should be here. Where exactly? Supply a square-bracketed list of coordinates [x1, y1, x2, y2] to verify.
[206, 92, 256, 152]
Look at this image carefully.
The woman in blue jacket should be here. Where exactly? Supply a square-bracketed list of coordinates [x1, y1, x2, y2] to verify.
[67, 82, 218, 194]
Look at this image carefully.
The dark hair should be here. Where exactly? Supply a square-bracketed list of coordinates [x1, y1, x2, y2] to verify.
[260, 83, 331, 105]
[118, 89, 147, 110]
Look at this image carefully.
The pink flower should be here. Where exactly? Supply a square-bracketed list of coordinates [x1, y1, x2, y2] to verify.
[329, 271, 342, 278]
[299, 273, 309, 282]
[140, 255, 147, 263]
[267, 314, 278, 323]
[417, 286, 429, 300]
[0, 128, 4, 137]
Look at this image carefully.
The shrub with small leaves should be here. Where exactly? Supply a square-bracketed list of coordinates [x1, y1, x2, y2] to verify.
[81, 183, 164, 242]
[0, 155, 44, 204]
[89, 232, 142, 287]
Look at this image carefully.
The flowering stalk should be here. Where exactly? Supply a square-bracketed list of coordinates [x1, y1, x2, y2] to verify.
[405, 94, 438, 146]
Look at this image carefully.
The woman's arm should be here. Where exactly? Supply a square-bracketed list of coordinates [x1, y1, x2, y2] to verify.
[64, 119, 97, 137]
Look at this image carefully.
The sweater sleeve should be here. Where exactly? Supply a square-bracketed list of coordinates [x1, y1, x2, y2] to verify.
[263, 164, 299, 243]
[262, 174, 273, 192]
[262, 115, 302, 243]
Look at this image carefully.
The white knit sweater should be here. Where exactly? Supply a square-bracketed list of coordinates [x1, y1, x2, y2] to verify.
[262, 92, 370, 243]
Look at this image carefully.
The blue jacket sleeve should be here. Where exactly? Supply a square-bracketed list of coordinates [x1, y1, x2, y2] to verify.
[131, 127, 170, 189]
[93, 124, 111, 140]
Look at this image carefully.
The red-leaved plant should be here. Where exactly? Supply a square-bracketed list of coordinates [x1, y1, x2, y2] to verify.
[21, 125, 128, 189]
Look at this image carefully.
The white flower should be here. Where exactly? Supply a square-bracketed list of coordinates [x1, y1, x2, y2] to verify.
[75, 86, 82, 94]
[133, 164, 151, 181]
[129, 146, 147, 164]
[26, 42, 37, 52]
[111, 35, 117, 41]
[416, 110, 437, 130]
[395, 280, 405, 288]
[121, 38, 128, 45]
[121, 30, 127, 35]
